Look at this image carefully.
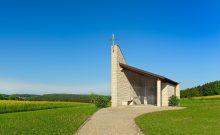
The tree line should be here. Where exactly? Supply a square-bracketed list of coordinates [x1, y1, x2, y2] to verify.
[0, 93, 111, 103]
[0, 94, 25, 100]
[30, 94, 91, 102]
[181, 80, 220, 98]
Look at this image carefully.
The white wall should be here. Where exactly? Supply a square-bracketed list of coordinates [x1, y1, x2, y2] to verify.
[162, 83, 176, 106]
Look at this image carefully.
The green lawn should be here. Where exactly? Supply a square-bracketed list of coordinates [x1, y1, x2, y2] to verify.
[135, 99, 220, 135]
[0, 101, 97, 135]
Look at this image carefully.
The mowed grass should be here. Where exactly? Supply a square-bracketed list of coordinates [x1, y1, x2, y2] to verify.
[0, 100, 84, 114]
[0, 101, 97, 135]
[135, 99, 220, 135]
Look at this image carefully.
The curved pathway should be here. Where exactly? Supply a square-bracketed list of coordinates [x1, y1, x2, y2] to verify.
[76, 105, 183, 135]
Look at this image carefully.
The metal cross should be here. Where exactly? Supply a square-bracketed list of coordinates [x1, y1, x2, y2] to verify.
[112, 34, 116, 45]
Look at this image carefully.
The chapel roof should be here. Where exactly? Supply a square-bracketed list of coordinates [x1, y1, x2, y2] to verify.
[119, 63, 179, 85]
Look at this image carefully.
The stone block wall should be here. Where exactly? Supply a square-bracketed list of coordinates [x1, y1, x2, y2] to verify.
[111, 45, 131, 107]
[162, 83, 176, 106]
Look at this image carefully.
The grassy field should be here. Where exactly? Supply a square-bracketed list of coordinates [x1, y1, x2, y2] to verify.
[135, 99, 220, 135]
[0, 100, 97, 135]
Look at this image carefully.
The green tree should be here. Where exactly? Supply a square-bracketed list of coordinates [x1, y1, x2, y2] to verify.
[0, 94, 4, 100]
[8, 95, 24, 100]
[89, 92, 97, 103]
[181, 80, 220, 98]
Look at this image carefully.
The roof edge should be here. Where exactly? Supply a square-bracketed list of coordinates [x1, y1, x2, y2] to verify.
[119, 63, 179, 85]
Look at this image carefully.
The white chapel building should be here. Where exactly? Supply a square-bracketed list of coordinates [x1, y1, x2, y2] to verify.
[111, 44, 180, 107]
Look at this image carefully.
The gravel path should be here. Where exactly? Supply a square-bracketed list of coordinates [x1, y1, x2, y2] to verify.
[75, 105, 183, 135]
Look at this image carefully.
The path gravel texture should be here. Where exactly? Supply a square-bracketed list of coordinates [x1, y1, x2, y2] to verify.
[75, 105, 183, 135]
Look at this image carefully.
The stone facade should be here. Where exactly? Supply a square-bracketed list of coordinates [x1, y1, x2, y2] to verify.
[162, 83, 176, 106]
[111, 45, 180, 107]
[111, 45, 129, 107]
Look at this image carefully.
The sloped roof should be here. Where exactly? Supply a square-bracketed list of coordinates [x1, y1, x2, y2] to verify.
[119, 63, 179, 85]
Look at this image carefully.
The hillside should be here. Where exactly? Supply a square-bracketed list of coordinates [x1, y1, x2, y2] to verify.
[181, 80, 220, 98]
[30, 94, 91, 103]
[15, 94, 40, 99]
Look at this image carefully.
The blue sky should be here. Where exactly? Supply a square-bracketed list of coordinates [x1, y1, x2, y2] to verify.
[0, 0, 220, 95]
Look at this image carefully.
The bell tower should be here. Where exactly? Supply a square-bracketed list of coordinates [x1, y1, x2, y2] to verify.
[111, 34, 126, 107]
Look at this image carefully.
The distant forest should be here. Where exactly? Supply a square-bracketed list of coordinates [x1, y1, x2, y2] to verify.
[30, 94, 91, 103]
[0, 93, 110, 103]
[181, 80, 220, 98]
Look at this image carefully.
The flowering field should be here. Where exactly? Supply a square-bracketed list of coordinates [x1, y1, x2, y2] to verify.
[0, 100, 84, 114]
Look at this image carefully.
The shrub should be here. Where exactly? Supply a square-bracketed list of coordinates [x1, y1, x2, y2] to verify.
[168, 95, 180, 106]
[94, 96, 109, 108]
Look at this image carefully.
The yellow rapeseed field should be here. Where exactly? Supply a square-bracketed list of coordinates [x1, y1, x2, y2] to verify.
[0, 100, 83, 114]
[191, 95, 220, 100]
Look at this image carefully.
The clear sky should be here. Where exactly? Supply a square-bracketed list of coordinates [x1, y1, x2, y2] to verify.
[0, 0, 220, 95]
